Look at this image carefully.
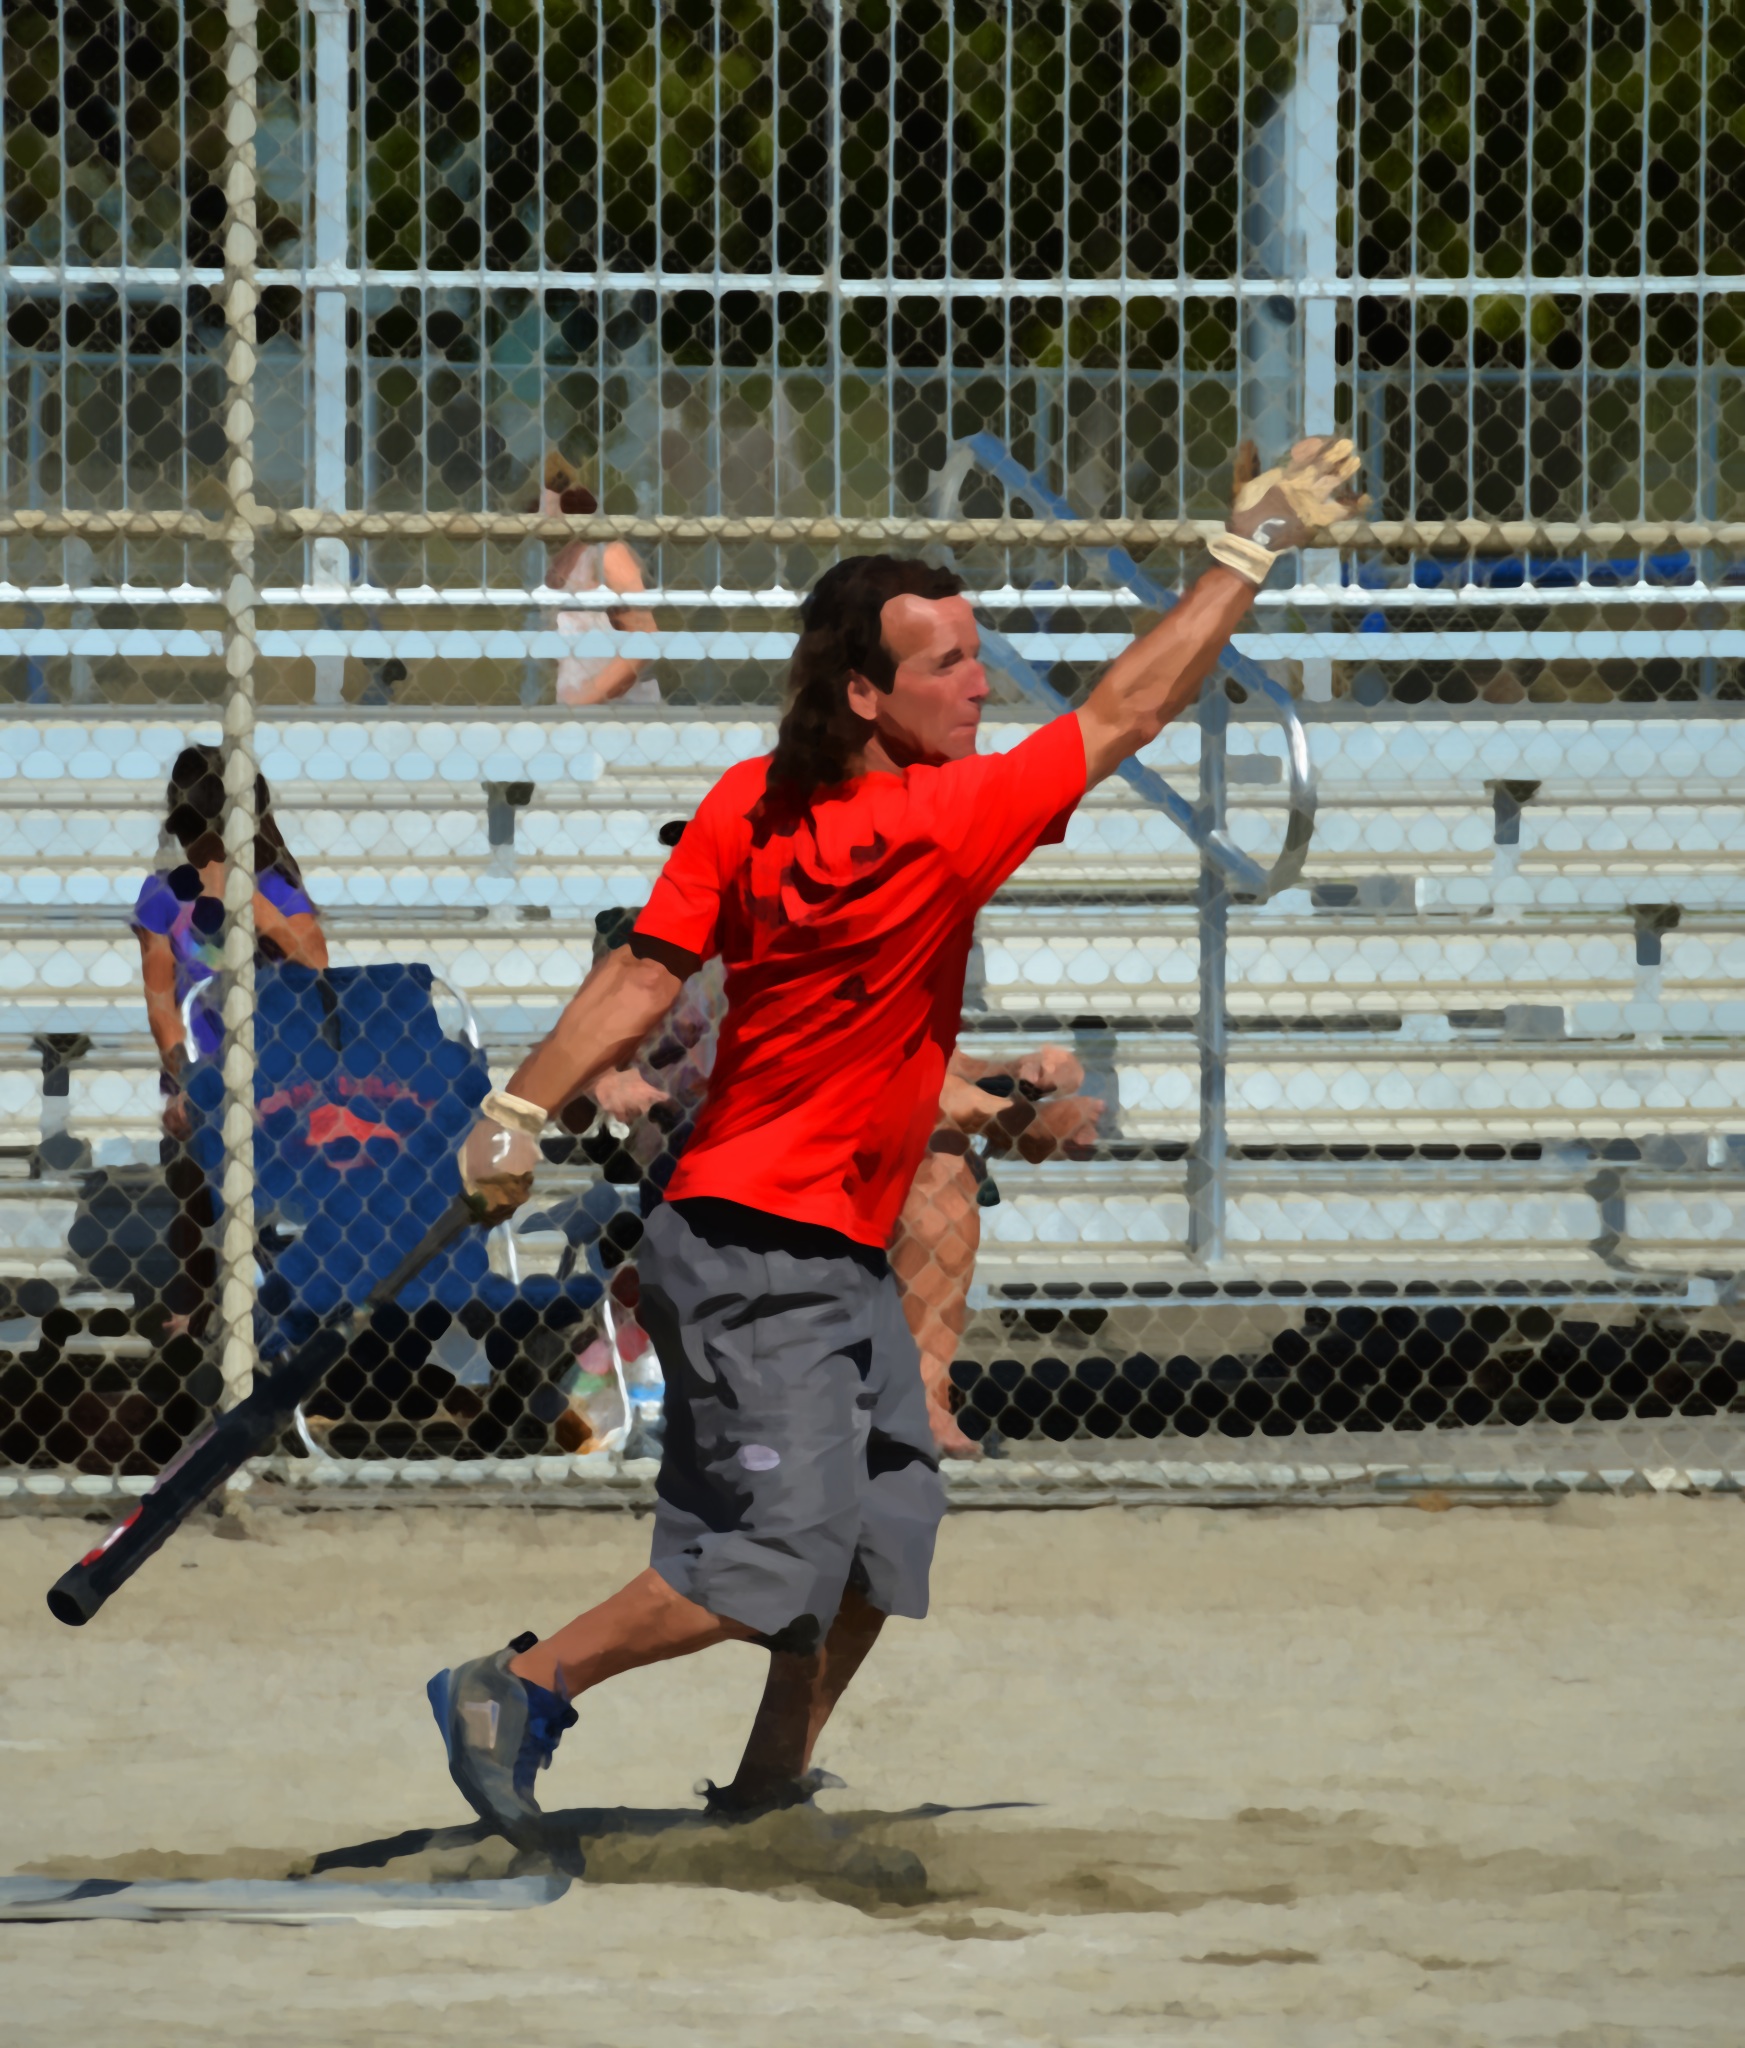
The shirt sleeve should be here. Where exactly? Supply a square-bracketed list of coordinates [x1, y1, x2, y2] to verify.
[132, 872, 180, 936]
[634, 762, 754, 960]
[257, 868, 315, 919]
[925, 713, 1088, 902]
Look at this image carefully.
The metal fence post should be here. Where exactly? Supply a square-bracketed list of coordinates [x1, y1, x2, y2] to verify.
[219, 0, 261, 1412]
[1297, 0, 1347, 704]
[1188, 678, 1230, 1264]
[309, 0, 352, 706]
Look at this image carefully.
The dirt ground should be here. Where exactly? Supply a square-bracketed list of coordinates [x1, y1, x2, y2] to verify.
[2, 1495, 1743, 2046]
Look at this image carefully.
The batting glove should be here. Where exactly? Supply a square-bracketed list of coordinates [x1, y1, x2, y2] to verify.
[1209, 435, 1367, 586]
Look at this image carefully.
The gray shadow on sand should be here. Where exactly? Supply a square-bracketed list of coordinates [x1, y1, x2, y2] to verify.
[22, 1799, 1619, 1927]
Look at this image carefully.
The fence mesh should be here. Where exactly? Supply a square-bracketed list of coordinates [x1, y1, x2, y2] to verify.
[3, 0, 1745, 1507]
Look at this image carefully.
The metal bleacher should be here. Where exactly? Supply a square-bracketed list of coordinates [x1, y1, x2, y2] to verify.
[3, 704, 1745, 1245]
[5, 706, 1744, 1317]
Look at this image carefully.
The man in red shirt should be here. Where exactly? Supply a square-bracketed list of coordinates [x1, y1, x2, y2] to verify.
[428, 437, 1362, 1845]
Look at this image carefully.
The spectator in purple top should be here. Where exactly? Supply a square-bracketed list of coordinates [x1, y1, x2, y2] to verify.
[134, 746, 327, 1343]
[134, 744, 329, 1138]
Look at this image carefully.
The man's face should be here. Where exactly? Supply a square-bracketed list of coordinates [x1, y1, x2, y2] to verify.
[847, 593, 989, 766]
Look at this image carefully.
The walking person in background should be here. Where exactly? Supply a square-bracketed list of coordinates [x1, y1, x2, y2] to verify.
[134, 745, 328, 1338]
[538, 452, 662, 705]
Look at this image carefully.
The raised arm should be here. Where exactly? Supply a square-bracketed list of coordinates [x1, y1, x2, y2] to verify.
[1074, 436, 1364, 790]
[458, 936, 699, 1218]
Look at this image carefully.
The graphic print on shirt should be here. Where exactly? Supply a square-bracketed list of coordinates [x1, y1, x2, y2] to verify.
[633, 714, 1089, 1246]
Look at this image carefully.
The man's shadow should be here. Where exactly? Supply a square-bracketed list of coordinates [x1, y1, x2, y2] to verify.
[310, 1798, 1039, 1909]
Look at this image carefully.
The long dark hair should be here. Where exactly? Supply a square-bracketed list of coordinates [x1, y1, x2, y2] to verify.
[765, 555, 964, 803]
[164, 744, 308, 896]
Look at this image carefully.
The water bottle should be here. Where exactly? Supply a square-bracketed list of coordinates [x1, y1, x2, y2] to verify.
[617, 1314, 666, 1462]
[553, 1341, 626, 1455]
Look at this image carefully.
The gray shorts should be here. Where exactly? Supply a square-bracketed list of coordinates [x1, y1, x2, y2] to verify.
[637, 1196, 946, 1652]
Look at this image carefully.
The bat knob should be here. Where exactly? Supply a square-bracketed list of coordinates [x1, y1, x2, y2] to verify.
[46, 1572, 100, 1627]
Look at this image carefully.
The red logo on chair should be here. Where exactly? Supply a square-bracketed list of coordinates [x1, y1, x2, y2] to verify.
[306, 1104, 405, 1150]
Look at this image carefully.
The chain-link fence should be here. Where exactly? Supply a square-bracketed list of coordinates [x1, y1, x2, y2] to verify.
[4, 0, 1745, 1511]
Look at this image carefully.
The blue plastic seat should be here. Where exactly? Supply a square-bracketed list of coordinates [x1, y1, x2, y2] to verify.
[184, 963, 599, 1398]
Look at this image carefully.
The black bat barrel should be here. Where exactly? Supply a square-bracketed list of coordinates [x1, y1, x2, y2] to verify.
[45, 1193, 476, 1627]
[45, 1324, 352, 1626]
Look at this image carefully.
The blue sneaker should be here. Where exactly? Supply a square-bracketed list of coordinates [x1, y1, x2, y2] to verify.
[427, 1632, 578, 1844]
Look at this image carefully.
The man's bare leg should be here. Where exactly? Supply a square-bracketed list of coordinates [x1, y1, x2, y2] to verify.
[509, 1566, 756, 1698]
[890, 1146, 982, 1458]
[714, 1585, 887, 1806]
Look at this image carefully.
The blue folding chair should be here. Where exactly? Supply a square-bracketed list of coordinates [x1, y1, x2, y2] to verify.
[184, 962, 600, 1456]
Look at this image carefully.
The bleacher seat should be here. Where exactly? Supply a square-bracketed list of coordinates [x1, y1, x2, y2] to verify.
[3, 707, 1743, 1300]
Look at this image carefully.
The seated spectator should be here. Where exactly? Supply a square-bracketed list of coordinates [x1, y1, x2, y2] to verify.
[539, 451, 662, 705]
[134, 745, 327, 1337]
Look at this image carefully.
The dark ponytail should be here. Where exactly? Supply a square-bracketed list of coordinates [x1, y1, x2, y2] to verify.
[765, 555, 964, 804]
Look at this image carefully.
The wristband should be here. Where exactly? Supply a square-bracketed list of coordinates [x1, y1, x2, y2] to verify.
[481, 1088, 550, 1138]
[1207, 531, 1279, 587]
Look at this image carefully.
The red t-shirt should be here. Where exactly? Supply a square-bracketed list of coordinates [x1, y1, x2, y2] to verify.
[635, 713, 1088, 1247]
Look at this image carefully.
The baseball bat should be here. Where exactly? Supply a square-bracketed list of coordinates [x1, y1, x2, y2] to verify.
[46, 1193, 478, 1628]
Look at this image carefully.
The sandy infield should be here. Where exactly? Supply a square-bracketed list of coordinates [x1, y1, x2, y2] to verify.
[2, 1495, 1742, 2045]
